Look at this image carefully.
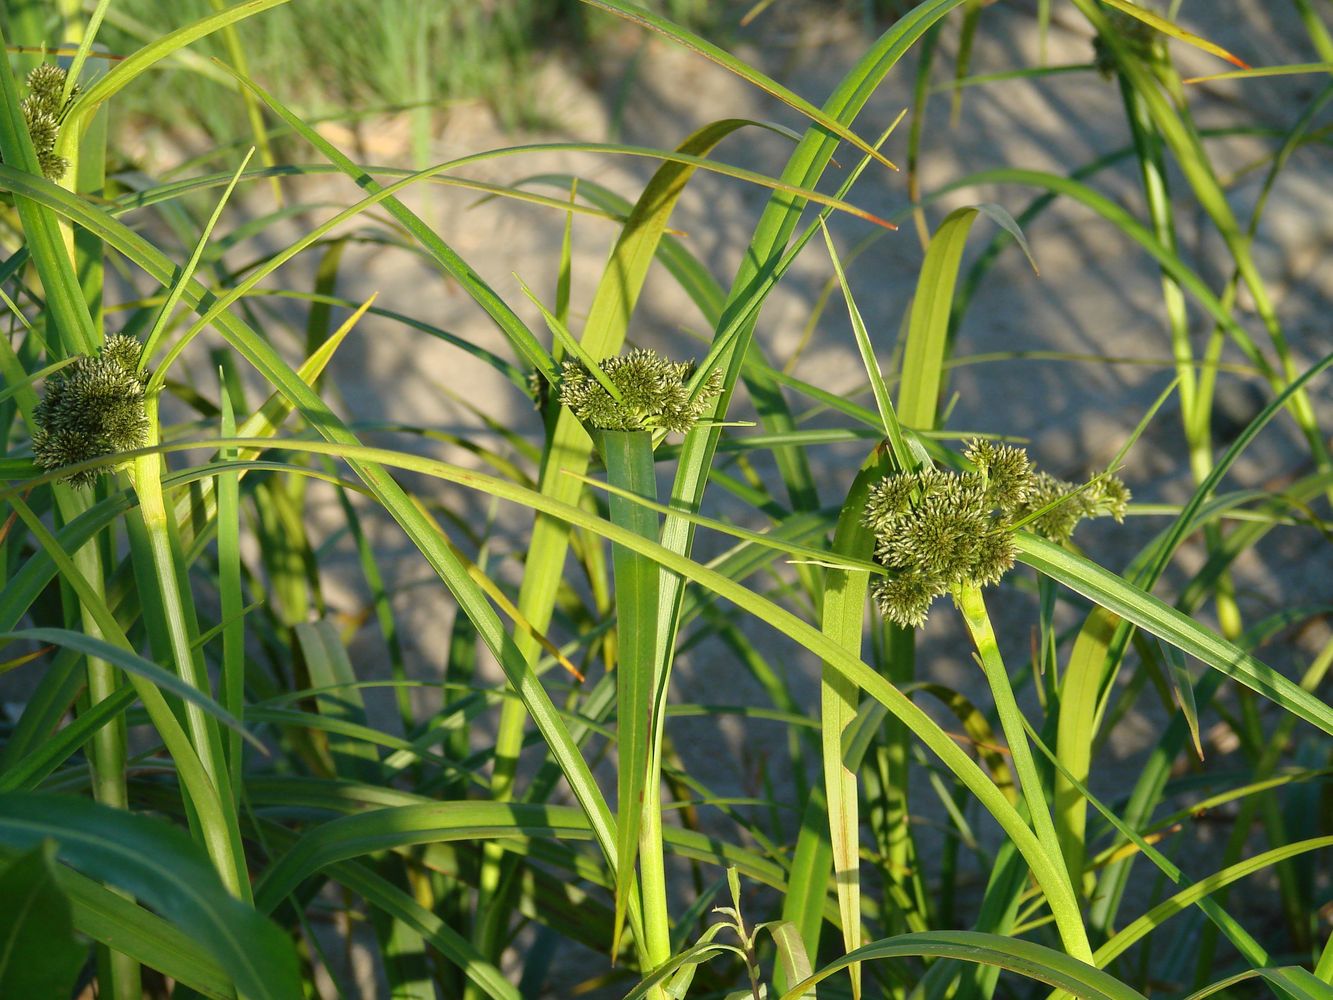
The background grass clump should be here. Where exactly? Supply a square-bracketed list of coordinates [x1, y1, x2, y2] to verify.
[77, 0, 716, 140]
[0, 1, 1329, 999]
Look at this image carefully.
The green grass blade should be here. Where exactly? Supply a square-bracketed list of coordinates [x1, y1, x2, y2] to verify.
[1052, 608, 1117, 890]
[780, 785, 834, 980]
[224, 71, 557, 385]
[899, 204, 1028, 429]
[954, 582, 1089, 960]
[45, 861, 233, 998]
[217, 373, 245, 794]
[899, 205, 977, 435]
[942, 168, 1273, 379]
[0, 163, 626, 902]
[325, 859, 521, 1000]
[0, 356, 77, 406]
[821, 222, 907, 467]
[654, 0, 971, 734]
[253, 802, 598, 911]
[1020, 718, 1275, 994]
[2, 628, 258, 750]
[0, 685, 136, 793]
[564, 471, 882, 574]
[205, 0, 283, 205]
[480, 117, 770, 970]
[1183, 61, 1333, 83]
[1160, 642, 1204, 759]
[150, 435, 1087, 938]
[1075, 0, 1325, 469]
[61, 0, 299, 128]
[1097, 0, 1249, 68]
[141, 147, 254, 370]
[1090, 837, 1333, 969]
[294, 620, 381, 780]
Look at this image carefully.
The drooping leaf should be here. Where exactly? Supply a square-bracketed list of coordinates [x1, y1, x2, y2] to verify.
[0, 843, 86, 999]
[0, 795, 301, 1000]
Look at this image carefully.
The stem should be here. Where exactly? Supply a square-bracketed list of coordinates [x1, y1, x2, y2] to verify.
[1117, 52, 1243, 644]
[131, 395, 248, 900]
[61, 490, 139, 1000]
[602, 429, 670, 988]
[955, 581, 1092, 963]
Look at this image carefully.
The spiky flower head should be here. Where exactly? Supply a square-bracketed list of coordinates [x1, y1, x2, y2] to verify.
[32, 336, 151, 487]
[8, 63, 80, 182]
[861, 439, 1128, 627]
[965, 438, 1035, 511]
[1093, 8, 1165, 79]
[861, 445, 1030, 628]
[12, 63, 80, 182]
[1014, 470, 1131, 545]
[24, 64, 71, 113]
[557, 348, 723, 433]
[871, 569, 940, 632]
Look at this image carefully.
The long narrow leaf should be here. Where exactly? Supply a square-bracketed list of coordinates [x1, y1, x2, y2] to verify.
[1016, 534, 1333, 736]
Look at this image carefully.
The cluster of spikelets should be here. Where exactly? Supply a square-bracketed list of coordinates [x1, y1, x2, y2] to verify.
[1093, 10, 1164, 78]
[557, 348, 723, 433]
[863, 439, 1129, 628]
[7, 64, 80, 181]
[32, 336, 150, 487]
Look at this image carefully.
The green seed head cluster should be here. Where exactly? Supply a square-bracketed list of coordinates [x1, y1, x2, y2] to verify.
[1014, 471, 1130, 544]
[557, 348, 723, 433]
[1093, 10, 1164, 78]
[863, 439, 1128, 627]
[32, 336, 151, 487]
[10, 64, 80, 181]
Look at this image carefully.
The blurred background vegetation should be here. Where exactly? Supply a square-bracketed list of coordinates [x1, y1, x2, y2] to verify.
[0, 0, 931, 142]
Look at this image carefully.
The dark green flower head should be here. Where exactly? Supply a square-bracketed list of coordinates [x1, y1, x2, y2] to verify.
[862, 439, 1128, 627]
[1093, 9, 1164, 79]
[9, 64, 80, 181]
[864, 457, 1022, 628]
[557, 348, 723, 433]
[871, 569, 940, 632]
[32, 335, 151, 487]
[24, 64, 70, 114]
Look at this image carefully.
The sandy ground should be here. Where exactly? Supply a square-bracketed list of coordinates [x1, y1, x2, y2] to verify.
[14, 1, 1333, 996]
